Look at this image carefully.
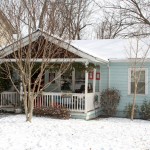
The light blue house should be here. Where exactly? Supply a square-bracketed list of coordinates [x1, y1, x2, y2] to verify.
[0, 30, 149, 119]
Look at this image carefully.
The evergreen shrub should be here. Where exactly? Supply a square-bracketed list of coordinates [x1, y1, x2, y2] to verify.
[140, 100, 150, 120]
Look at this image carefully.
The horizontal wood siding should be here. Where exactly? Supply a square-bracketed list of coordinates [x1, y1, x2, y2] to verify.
[109, 62, 150, 112]
[100, 64, 108, 91]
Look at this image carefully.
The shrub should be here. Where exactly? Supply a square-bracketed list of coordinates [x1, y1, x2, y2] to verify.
[100, 88, 120, 117]
[140, 100, 150, 120]
[33, 105, 70, 119]
[124, 103, 138, 118]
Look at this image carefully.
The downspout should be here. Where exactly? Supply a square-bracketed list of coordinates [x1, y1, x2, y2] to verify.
[107, 59, 110, 88]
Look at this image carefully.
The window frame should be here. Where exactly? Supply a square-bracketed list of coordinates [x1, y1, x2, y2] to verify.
[128, 68, 148, 95]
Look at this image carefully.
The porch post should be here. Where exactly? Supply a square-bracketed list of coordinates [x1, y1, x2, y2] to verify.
[93, 68, 96, 93]
[85, 61, 88, 113]
[72, 68, 75, 92]
[99, 65, 101, 92]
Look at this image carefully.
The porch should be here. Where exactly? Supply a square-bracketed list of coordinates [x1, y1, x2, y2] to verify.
[0, 92, 100, 115]
[0, 62, 101, 119]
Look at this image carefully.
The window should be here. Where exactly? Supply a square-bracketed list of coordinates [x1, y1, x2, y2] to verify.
[49, 73, 55, 83]
[128, 68, 148, 95]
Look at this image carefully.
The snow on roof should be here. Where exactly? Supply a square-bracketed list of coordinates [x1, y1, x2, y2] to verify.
[71, 38, 150, 61]
[1, 29, 150, 63]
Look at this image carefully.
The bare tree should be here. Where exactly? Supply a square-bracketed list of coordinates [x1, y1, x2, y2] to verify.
[0, 0, 79, 122]
[94, 10, 129, 39]
[99, 0, 150, 38]
[127, 38, 150, 120]
[52, 0, 93, 40]
[0, 10, 16, 47]
[21, 0, 93, 40]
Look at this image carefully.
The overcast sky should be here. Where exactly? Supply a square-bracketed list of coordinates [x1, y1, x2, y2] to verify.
[82, 0, 106, 39]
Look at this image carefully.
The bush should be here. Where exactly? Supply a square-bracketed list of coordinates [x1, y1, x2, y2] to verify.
[100, 88, 120, 117]
[140, 100, 150, 120]
[124, 103, 138, 118]
[33, 105, 70, 119]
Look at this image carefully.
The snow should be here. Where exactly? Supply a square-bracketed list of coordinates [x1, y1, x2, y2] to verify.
[0, 115, 150, 150]
[71, 38, 150, 61]
[1, 28, 150, 63]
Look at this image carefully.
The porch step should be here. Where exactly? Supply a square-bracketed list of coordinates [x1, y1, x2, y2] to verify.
[71, 108, 102, 120]
[0, 105, 15, 112]
[0, 105, 14, 108]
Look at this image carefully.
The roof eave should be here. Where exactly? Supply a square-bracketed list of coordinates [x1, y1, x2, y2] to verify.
[109, 58, 150, 62]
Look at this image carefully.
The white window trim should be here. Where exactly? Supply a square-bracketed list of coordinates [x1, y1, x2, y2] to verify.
[128, 68, 148, 95]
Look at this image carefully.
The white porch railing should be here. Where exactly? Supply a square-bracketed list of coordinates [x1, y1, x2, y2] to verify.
[34, 92, 100, 113]
[34, 92, 85, 112]
[0, 92, 20, 107]
[0, 92, 100, 113]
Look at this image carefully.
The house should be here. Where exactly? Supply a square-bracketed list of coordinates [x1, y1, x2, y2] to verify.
[0, 29, 149, 119]
[0, 10, 16, 47]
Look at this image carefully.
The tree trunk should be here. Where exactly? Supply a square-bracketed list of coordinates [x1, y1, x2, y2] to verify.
[131, 85, 137, 120]
[27, 107, 33, 122]
[25, 95, 34, 122]
[23, 96, 28, 121]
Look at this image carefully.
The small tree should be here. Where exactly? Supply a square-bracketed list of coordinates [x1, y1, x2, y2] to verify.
[100, 88, 120, 117]
[127, 38, 150, 120]
[124, 103, 138, 118]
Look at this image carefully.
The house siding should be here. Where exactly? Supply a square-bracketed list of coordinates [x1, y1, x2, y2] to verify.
[109, 62, 150, 117]
[100, 64, 108, 91]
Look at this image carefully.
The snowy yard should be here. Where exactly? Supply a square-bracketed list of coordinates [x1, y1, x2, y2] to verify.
[0, 115, 150, 150]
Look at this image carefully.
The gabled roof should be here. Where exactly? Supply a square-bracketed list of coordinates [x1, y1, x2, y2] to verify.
[0, 29, 108, 63]
[1, 29, 149, 63]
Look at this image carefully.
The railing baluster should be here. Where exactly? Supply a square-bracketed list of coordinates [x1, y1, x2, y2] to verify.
[41, 94, 43, 107]
[76, 96, 78, 110]
[61, 96, 64, 107]
[48, 95, 50, 106]
[52, 94, 53, 107]
[46, 95, 47, 107]
[67, 97, 68, 108]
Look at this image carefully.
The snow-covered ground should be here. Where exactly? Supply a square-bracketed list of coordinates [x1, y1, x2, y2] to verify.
[0, 115, 150, 150]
